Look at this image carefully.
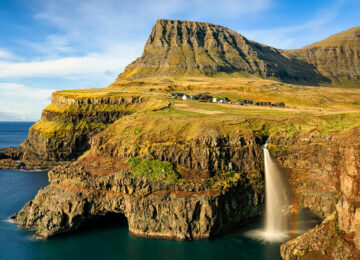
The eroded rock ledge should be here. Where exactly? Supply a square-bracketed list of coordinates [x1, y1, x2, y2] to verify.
[11, 162, 264, 239]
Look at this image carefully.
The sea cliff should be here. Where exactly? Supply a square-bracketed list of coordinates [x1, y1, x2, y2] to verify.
[3, 19, 360, 259]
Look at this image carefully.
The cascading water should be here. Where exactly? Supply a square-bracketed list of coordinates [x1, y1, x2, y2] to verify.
[246, 141, 290, 242]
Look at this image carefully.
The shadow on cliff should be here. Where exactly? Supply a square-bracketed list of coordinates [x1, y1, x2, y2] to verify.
[49, 212, 128, 239]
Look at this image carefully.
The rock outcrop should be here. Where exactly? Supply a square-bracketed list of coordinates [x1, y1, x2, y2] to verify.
[12, 112, 266, 239]
[12, 158, 264, 239]
[0, 147, 24, 169]
[288, 27, 360, 86]
[6, 19, 360, 259]
[278, 126, 360, 259]
[280, 214, 360, 260]
[88, 116, 265, 177]
[119, 19, 329, 85]
[6, 91, 169, 170]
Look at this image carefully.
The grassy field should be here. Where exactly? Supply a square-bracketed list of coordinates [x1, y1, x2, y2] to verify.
[39, 76, 360, 139]
[108, 76, 360, 110]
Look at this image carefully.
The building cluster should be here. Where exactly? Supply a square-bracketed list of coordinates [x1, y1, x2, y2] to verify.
[170, 93, 285, 107]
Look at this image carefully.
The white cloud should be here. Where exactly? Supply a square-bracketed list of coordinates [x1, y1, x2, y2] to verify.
[1, 0, 273, 120]
[0, 43, 142, 79]
[31, 0, 272, 55]
[0, 83, 55, 121]
[0, 83, 54, 100]
[0, 49, 20, 61]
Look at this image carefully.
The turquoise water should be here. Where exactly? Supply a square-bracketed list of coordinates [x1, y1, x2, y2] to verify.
[0, 122, 286, 260]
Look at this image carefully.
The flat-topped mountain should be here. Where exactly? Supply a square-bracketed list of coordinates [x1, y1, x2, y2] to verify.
[288, 27, 360, 85]
[119, 19, 329, 85]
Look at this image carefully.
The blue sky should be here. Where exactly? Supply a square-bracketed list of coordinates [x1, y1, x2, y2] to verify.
[0, 0, 359, 121]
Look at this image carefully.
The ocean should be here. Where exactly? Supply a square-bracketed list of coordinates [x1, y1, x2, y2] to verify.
[0, 121, 288, 260]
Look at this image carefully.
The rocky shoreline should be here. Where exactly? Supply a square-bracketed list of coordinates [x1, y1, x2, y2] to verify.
[0, 146, 70, 170]
[2, 84, 360, 259]
[11, 162, 264, 240]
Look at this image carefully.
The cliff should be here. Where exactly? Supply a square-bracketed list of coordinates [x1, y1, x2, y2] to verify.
[287, 27, 360, 87]
[119, 19, 329, 85]
[277, 126, 360, 259]
[119, 20, 360, 86]
[12, 132, 265, 239]
[10, 90, 169, 169]
[4, 19, 360, 259]
[11, 97, 360, 246]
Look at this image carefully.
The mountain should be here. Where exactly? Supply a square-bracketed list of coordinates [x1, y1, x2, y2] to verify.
[287, 27, 360, 85]
[119, 19, 329, 85]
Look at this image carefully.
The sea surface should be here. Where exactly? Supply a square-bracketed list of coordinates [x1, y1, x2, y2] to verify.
[0, 122, 312, 260]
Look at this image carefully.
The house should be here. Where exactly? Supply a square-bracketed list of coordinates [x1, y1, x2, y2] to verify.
[236, 99, 253, 105]
[193, 93, 213, 102]
[182, 94, 191, 100]
[170, 93, 185, 99]
[213, 97, 225, 103]
[272, 102, 285, 107]
[223, 97, 231, 104]
[255, 102, 271, 106]
[213, 97, 231, 103]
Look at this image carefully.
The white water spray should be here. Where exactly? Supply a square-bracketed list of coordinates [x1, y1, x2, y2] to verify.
[246, 141, 290, 242]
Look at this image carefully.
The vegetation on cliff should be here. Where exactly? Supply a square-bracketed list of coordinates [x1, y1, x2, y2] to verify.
[128, 157, 182, 183]
[6, 19, 360, 259]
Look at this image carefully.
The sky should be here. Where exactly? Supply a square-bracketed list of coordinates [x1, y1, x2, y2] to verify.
[0, 0, 359, 121]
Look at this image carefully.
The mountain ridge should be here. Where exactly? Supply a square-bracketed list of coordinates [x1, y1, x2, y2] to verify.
[287, 26, 360, 85]
[119, 19, 329, 85]
[118, 19, 359, 86]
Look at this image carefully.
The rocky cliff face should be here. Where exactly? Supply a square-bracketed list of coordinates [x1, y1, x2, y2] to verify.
[270, 134, 341, 219]
[5, 19, 360, 259]
[12, 138, 264, 239]
[15, 91, 169, 169]
[89, 117, 265, 178]
[12, 109, 266, 239]
[119, 19, 328, 85]
[287, 27, 360, 86]
[278, 126, 360, 259]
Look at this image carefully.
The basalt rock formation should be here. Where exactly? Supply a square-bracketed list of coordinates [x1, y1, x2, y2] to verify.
[2, 91, 169, 170]
[12, 130, 265, 239]
[6, 19, 360, 260]
[119, 19, 329, 85]
[0, 147, 24, 169]
[275, 126, 360, 259]
[287, 27, 360, 86]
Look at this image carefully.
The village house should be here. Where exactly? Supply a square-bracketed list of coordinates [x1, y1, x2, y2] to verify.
[235, 99, 253, 105]
[255, 101, 272, 106]
[192, 93, 213, 102]
[213, 97, 231, 103]
[272, 102, 285, 107]
[223, 97, 231, 104]
[170, 93, 185, 99]
[182, 94, 191, 100]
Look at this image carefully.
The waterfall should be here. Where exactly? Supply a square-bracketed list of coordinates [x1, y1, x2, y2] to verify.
[246, 141, 290, 242]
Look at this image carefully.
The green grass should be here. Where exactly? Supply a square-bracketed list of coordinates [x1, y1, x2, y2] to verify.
[210, 170, 264, 191]
[127, 157, 182, 183]
[31, 120, 109, 138]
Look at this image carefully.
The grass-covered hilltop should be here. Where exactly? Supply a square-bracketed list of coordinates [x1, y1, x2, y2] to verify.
[2, 19, 360, 260]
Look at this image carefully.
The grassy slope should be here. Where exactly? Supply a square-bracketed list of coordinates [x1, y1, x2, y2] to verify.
[303, 26, 360, 49]
[109, 77, 360, 110]
[33, 76, 360, 142]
